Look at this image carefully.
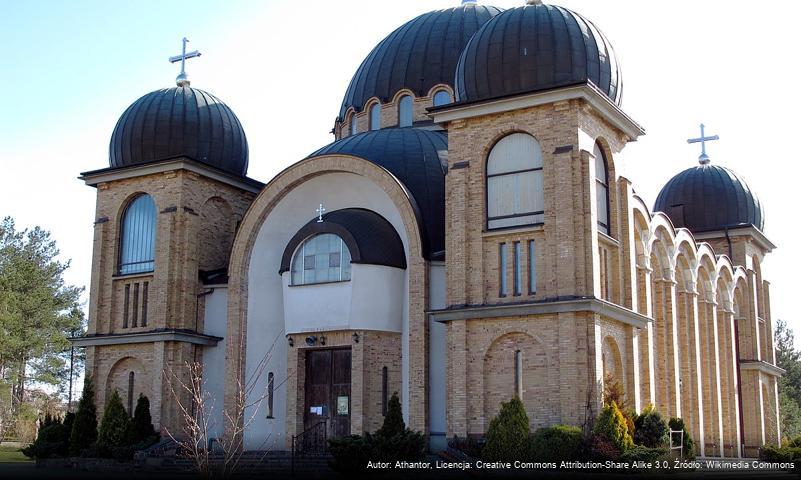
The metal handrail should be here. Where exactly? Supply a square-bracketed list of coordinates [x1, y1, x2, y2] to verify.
[291, 420, 328, 476]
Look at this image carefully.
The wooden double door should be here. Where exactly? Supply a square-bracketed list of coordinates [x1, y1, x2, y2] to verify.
[304, 348, 351, 438]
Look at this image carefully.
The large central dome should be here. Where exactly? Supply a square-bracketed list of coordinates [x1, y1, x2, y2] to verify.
[338, 4, 502, 119]
[455, 3, 623, 105]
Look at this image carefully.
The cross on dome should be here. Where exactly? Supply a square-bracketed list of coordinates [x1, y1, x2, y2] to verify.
[169, 37, 201, 87]
[316, 203, 326, 223]
[687, 123, 719, 165]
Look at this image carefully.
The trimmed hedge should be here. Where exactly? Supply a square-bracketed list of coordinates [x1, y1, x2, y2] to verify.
[528, 425, 583, 462]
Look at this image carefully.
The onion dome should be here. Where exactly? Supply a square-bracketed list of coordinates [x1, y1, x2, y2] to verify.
[307, 128, 447, 260]
[338, 4, 502, 119]
[455, 2, 622, 105]
[109, 86, 249, 177]
[654, 164, 764, 234]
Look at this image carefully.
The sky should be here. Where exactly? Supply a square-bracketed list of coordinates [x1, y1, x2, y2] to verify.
[1, 0, 799, 347]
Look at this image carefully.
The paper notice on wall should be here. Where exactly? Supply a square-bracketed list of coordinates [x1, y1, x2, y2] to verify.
[337, 396, 348, 415]
[309, 406, 323, 415]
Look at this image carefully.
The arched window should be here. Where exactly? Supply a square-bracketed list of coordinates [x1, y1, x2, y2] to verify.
[290, 233, 352, 285]
[486, 133, 544, 229]
[119, 194, 156, 275]
[349, 113, 357, 136]
[369, 102, 381, 131]
[433, 90, 451, 107]
[398, 95, 412, 127]
[594, 142, 610, 236]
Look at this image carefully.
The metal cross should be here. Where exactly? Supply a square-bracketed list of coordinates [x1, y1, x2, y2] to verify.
[169, 37, 201, 87]
[687, 123, 719, 165]
[316, 203, 326, 223]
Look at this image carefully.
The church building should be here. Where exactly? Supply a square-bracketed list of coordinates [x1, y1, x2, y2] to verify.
[73, 0, 782, 458]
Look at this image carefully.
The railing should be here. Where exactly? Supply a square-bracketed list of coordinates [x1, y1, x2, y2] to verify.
[291, 420, 328, 476]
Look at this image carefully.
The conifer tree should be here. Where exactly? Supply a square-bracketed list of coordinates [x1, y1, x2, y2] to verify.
[97, 390, 131, 451]
[69, 376, 97, 455]
[130, 394, 156, 443]
[377, 392, 405, 438]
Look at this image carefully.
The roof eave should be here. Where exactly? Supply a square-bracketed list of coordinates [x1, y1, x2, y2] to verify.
[427, 82, 645, 142]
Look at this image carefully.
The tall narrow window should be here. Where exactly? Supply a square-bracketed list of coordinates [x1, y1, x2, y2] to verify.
[398, 95, 412, 127]
[499, 243, 508, 297]
[382, 366, 389, 416]
[528, 240, 536, 295]
[290, 233, 352, 285]
[267, 372, 274, 418]
[487, 133, 544, 229]
[433, 90, 451, 106]
[119, 194, 156, 275]
[128, 371, 135, 415]
[594, 142, 610, 236]
[349, 113, 357, 136]
[514, 350, 522, 399]
[513, 241, 522, 296]
[369, 102, 381, 130]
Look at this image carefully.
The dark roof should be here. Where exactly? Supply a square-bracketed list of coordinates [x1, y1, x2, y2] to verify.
[307, 128, 447, 260]
[280, 208, 406, 273]
[338, 4, 502, 119]
[109, 86, 249, 177]
[455, 4, 622, 105]
[653, 164, 764, 234]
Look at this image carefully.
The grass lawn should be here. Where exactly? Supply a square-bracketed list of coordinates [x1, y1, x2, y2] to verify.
[0, 443, 31, 463]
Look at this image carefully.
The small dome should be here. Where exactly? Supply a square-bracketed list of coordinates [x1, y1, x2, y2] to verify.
[307, 128, 447, 260]
[338, 4, 502, 119]
[654, 164, 764, 234]
[455, 3, 622, 105]
[109, 86, 248, 176]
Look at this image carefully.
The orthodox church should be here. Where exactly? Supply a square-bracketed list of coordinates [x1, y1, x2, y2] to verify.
[73, 0, 782, 458]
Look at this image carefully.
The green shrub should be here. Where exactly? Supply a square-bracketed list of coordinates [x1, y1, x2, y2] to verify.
[21, 422, 71, 458]
[619, 445, 668, 465]
[528, 425, 583, 462]
[483, 397, 530, 462]
[328, 392, 425, 472]
[97, 390, 131, 456]
[70, 376, 98, 455]
[633, 405, 669, 448]
[593, 402, 633, 453]
[377, 393, 405, 438]
[130, 394, 156, 444]
[786, 436, 801, 448]
[668, 417, 695, 460]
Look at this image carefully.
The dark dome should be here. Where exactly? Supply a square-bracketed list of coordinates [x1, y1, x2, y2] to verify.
[338, 4, 502, 119]
[455, 3, 622, 105]
[654, 164, 764, 234]
[109, 86, 249, 176]
[307, 128, 447, 260]
[280, 208, 407, 274]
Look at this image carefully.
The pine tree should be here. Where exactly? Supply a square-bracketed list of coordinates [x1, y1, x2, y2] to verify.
[776, 319, 801, 440]
[130, 394, 156, 444]
[377, 392, 405, 438]
[97, 390, 131, 452]
[69, 376, 97, 455]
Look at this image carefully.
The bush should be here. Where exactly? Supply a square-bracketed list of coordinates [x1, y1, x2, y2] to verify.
[593, 402, 633, 453]
[21, 422, 71, 458]
[668, 417, 695, 459]
[760, 445, 801, 472]
[633, 405, 669, 448]
[620, 445, 668, 464]
[70, 376, 98, 455]
[448, 435, 484, 459]
[589, 433, 620, 461]
[528, 425, 583, 462]
[130, 394, 156, 444]
[328, 392, 425, 472]
[97, 390, 131, 456]
[483, 397, 530, 462]
[786, 436, 801, 448]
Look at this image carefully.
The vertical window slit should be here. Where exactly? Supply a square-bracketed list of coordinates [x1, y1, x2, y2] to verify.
[499, 243, 508, 297]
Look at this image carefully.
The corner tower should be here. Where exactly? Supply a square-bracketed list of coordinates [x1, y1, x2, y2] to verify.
[429, 1, 647, 438]
[74, 55, 262, 433]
